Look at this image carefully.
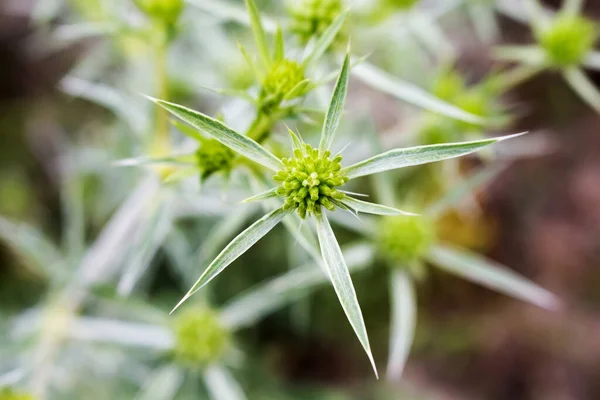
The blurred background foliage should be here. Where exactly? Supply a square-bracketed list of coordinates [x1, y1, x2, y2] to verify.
[2, 0, 600, 399]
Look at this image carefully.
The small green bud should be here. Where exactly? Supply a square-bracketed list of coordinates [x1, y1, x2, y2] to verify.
[262, 59, 306, 101]
[377, 215, 435, 267]
[172, 307, 230, 366]
[288, 0, 343, 42]
[274, 143, 348, 219]
[196, 139, 235, 179]
[538, 14, 597, 67]
[0, 388, 34, 400]
[134, 0, 184, 25]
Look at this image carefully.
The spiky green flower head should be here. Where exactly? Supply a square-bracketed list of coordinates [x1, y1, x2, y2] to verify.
[196, 139, 235, 180]
[273, 143, 348, 219]
[134, 0, 184, 25]
[0, 388, 34, 400]
[288, 0, 343, 42]
[172, 307, 230, 367]
[537, 13, 597, 68]
[262, 59, 307, 102]
[377, 215, 435, 269]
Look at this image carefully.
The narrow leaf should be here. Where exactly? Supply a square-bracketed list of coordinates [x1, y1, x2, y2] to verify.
[147, 97, 283, 171]
[242, 187, 278, 203]
[284, 79, 311, 100]
[563, 67, 600, 114]
[135, 365, 183, 400]
[113, 155, 195, 167]
[492, 45, 547, 65]
[163, 167, 200, 184]
[387, 270, 416, 381]
[427, 245, 559, 310]
[352, 62, 483, 124]
[315, 213, 378, 377]
[244, 0, 271, 69]
[343, 132, 526, 179]
[583, 51, 600, 71]
[220, 242, 374, 329]
[319, 53, 351, 153]
[171, 207, 290, 313]
[342, 197, 417, 216]
[237, 41, 263, 81]
[287, 128, 305, 151]
[204, 365, 247, 400]
[273, 25, 284, 62]
[303, 11, 348, 68]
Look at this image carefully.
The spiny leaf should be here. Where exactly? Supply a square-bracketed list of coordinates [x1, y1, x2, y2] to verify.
[171, 207, 291, 313]
[303, 11, 348, 68]
[287, 128, 305, 151]
[319, 53, 351, 153]
[563, 67, 600, 114]
[343, 133, 526, 179]
[203, 365, 247, 400]
[242, 187, 278, 203]
[341, 197, 417, 216]
[387, 270, 416, 381]
[244, 0, 271, 69]
[147, 97, 283, 171]
[427, 245, 560, 310]
[315, 213, 378, 378]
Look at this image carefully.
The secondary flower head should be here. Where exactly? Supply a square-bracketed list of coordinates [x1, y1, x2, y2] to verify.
[288, 0, 343, 42]
[262, 59, 307, 101]
[538, 13, 597, 67]
[274, 143, 347, 219]
[196, 139, 235, 179]
[377, 215, 435, 267]
[173, 307, 230, 366]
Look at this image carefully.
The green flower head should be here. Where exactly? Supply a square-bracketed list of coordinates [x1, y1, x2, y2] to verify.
[288, 0, 343, 42]
[0, 388, 34, 400]
[262, 59, 307, 100]
[274, 143, 348, 219]
[134, 0, 184, 25]
[538, 14, 597, 67]
[196, 139, 235, 179]
[377, 215, 435, 266]
[173, 307, 230, 366]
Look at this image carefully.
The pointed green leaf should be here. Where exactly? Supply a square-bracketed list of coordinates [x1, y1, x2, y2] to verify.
[303, 11, 348, 68]
[244, 0, 271, 69]
[273, 25, 284, 62]
[287, 128, 305, 151]
[319, 53, 351, 153]
[284, 79, 311, 100]
[220, 242, 374, 329]
[427, 245, 559, 310]
[204, 365, 247, 400]
[242, 187, 278, 203]
[387, 270, 416, 381]
[237, 41, 263, 81]
[352, 62, 484, 124]
[172, 207, 290, 313]
[172, 119, 205, 142]
[136, 365, 183, 400]
[341, 197, 417, 216]
[343, 133, 526, 179]
[315, 213, 378, 377]
[147, 97, 283, 171]
[563, 67, 600, 114]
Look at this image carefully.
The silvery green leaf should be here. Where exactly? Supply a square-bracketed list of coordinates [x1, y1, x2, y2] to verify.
[135, 365, 184, 400]
[172, 207, 291, 313]
[343, 133, 526, 179]
[352, 62, 483, 124]
[427, 245, 559, 310]
[173, 119, 205, 142]
[563, 0, 584, 15]
[563, 67, 600, 114]
[425, 164, 507, 219]
[147, 97, 283, 171]
[273, 25, 284, 62]
[220, 242, 374, 329]
[0, 217, 63, 278]
[187, 0, 277, 32]
[242, 187, 278, 203]
[204, 365, 247, 400]
[492, 45, 547, 65]
[244, 0, 271, 69]
[387, 270, 416, 381]
[319, 53, 350, 153]
[113, 155, 195, 167]
[303, 11, 348, 68]
[466, 1, 500, 44]
[583, 51, 600, 71]
[315, 213, 378, 377]
[341, 197, 417, 216]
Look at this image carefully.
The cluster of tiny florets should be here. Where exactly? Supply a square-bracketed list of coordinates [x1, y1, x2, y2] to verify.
[196, 139, 235, 179]
[288, 0, 343, 42]
[538, 14, 597, 67]
[0, 388, 34, 400]
[262, 59, 306, 100]
[173, 307, 230, 366]
[273, 144, 348, 219]
[377, 215, 435, 267]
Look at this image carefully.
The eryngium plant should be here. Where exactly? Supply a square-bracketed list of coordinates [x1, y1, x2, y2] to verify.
[147, 52, 523, 376]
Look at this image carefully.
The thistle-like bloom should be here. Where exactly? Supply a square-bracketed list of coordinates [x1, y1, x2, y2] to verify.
[494, 2, 600, 114]
[147, 52, 523, 376]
